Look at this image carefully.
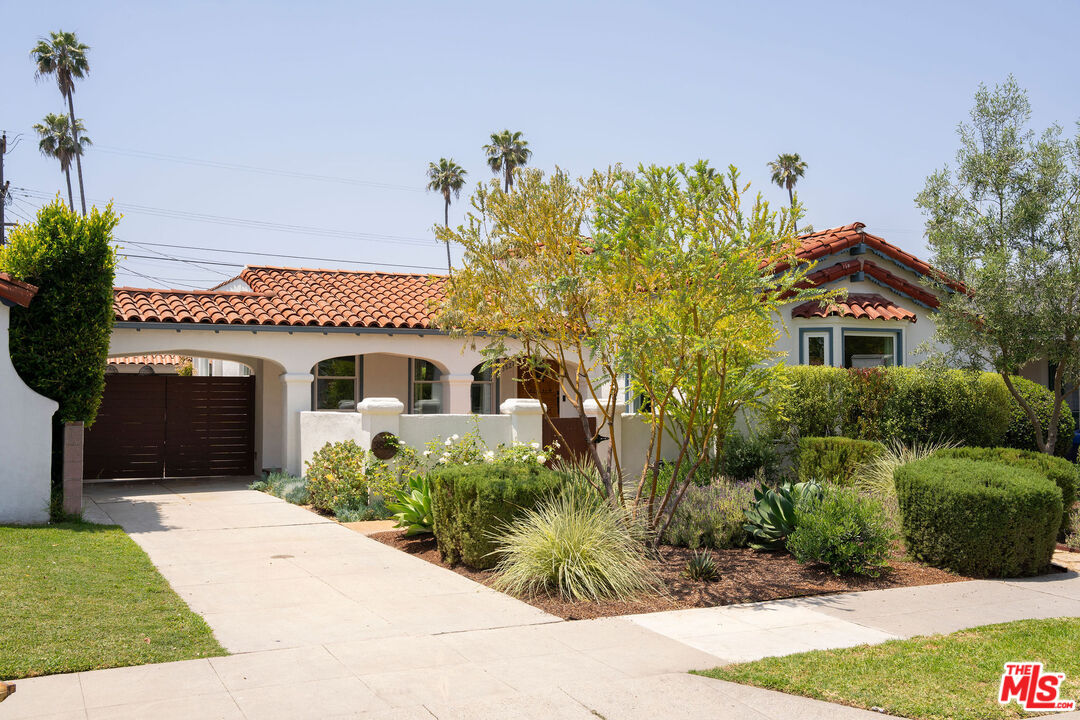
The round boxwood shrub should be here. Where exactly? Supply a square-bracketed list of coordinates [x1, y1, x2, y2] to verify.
[933, 447, 1076, 537]
[797, 436, 885, 486]
[894, 457, 1062, 577]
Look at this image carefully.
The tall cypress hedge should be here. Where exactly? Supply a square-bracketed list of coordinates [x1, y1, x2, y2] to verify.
[0, 200, 118, 516]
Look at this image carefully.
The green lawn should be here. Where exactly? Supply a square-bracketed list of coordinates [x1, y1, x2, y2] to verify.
[698, 618, 1080, 720]
[0, 522, 225, 679]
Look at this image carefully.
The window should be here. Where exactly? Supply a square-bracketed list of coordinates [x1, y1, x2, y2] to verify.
[801, 330, 831, 366]
[411, 359, 443, 414]
[843, 332, 899, 368]
[470, 363, 498, 414]
[314, 355, 360, 410]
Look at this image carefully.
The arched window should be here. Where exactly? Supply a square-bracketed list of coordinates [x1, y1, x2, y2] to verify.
[471, 363, 498, 414]
[138, 365, 155, 376]
[411, 359, 443, 414]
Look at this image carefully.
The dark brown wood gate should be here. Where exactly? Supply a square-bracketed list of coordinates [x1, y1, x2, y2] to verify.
[84, 375, 255, 480]
[542, 416, 597, 465]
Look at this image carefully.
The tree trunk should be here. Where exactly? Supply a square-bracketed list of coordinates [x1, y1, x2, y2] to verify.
[788, 185, 797, 233]
[1001, 372, 1051, 454]
[505, 164, 512, 193]
[443, 197, 452, 272]
[65, 93, 87, 216]
[63, 166, 74, 211]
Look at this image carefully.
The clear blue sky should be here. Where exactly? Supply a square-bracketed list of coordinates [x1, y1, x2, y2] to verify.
[4, 0, 1078, 289]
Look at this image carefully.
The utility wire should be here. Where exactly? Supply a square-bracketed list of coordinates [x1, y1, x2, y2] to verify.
[10, 187, 436, 247]
[89, 144, 425, 193]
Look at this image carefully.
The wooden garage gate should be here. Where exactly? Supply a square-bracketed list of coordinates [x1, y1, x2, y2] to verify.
[84, 375, 255, 479]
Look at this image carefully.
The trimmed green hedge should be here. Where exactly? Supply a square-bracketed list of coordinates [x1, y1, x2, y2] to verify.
[894, 457, 1061, 577]
[797, 437, 884, 486]
[933, 446, 1076, 512]
[769, 366, 1074, 456]
[430, 463, 565, 569]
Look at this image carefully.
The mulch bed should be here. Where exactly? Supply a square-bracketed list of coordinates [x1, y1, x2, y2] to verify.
[368, 530, 971, 620]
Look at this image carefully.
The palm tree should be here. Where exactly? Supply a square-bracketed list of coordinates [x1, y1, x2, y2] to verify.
[768, 153, 808, 232]
[483, 130, 531, 192]
[31, 31, 90, 216]
[426, 158, 468, 271]
[33, 114, 90, 211]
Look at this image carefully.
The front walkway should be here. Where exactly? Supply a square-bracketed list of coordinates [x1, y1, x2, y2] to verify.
[6, 480, 1080, 719]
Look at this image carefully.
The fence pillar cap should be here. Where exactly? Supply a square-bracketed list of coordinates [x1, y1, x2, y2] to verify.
[583, 398, 628, 415]
[358, 397, 405, 415]
[500, 398, 544, 416]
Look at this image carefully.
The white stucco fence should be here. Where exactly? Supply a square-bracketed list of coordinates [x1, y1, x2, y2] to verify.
[0, 303, 59, 524]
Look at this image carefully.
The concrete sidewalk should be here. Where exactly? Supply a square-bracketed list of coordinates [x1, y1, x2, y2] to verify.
[6, 479, 1080, 719]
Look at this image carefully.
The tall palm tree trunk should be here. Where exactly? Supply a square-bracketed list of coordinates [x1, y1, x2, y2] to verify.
[505, 166, 511, 193]
[65, 93, 87, 215]
[63, 167, 74, 210]
[788, 185, 797, 233]
[443, 195, 452, 272]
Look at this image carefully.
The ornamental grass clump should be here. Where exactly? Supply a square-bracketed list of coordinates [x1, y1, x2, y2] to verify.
[489, 492, 662, 602]
[856, 438, 957, 499]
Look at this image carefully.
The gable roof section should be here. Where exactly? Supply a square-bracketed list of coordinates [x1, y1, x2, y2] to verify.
[791, 293, 916, 322]
[0, 272, 38, 308]
[114, 266, 446, 329]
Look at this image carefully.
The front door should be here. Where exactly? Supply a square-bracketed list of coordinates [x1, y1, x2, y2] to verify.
[517, 360, 560, 418]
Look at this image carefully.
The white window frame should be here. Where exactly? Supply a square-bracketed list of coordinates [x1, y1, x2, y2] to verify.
[800, 329, 832, 367]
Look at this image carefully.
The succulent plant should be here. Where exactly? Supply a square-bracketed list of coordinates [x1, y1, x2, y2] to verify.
[387, 475, 434, 536]
[743, 480, 822, 550]
[683, 549, 721, 582]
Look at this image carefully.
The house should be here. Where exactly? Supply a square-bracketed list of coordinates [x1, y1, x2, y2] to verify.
[107, 354, 188, 375]
[92, 222, 1063, 483]
[0, 273, 59, 524]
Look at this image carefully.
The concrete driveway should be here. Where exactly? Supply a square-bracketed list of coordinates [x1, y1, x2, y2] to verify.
[6, 479, 1080, 719]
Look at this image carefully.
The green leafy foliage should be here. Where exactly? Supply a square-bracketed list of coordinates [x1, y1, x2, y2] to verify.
[489, 491, 661, 601]
[305, 440, 368, 512]
[933, 446, 1077, 536]
[0, 199, 118, 424]
[768, 365, 1069, 454]
[1001, 376, 1077, 457]
[663, 480, 754, 549]
[683, 549, 721, 582]
[1066, 507, 1080, 551]
[743, 480, 822, 550]
[388, 475, 434, 536]
[787, 486, 894, 576]
[721, 432, 780, 482]
[797, 437, 885, 486]
[430, 462, 566, 569]
[894, 457, 1061, 577]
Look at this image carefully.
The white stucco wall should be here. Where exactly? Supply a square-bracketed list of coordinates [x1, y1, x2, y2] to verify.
[398, 414, 511, 451]
[0, 303, 59, 524]
[364, 353, 409, 407]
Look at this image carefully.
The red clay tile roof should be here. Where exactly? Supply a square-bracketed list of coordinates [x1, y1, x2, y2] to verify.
[114, 266, 446, 328]
[783, 222, 964, 293]
[791, 293, 917, 322]
[0, 272, 38, 308]
[108, 354, 187, 366]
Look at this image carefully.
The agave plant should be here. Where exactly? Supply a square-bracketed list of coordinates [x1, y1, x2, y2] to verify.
[743, 480, 822, 550]
[684, 549, 721, 582]
[387, 475, 434, 536]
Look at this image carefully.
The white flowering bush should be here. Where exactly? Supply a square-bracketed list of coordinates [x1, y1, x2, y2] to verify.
[418, 425, 555, 469]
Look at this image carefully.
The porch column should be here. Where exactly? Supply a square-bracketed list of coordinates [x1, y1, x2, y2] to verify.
[281, 372, 314, 476]
[445, 373, 473, 414]
[500, 398, 544, 447]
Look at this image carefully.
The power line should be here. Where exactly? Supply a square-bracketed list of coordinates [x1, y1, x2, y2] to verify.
[89, 144, 426, 193]
[10, 187, 437, 247]
[117, 238, 447, 272]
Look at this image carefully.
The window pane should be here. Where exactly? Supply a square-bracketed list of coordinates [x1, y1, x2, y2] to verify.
[414, 360, 441, 382]
[471, 382, 492, 414]
[807, 335, 826, 366]
[472, 363, 492, 382]
[844, 335, 895, 368]
[413, 381, 443, 414]
[317, 378, 356, 409]
[317, 356, 355, 377]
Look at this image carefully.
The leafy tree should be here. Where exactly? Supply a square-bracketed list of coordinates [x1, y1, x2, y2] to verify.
[916, 76, 1080, 455]
[1, 199, 118, 517]
[768, 153, 807, 232]
[437, 163, 832, 542]
[426, 158, 467, 271]
[33, 114, 90, 212]
[31, 31, 91, 216]
[483, 130, 532, 192]
[591, 162, 832, 538]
